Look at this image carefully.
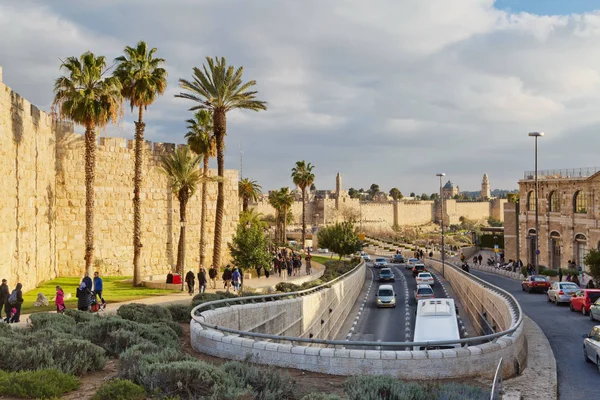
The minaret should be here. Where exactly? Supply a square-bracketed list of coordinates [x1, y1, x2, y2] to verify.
[481, 173, 491, 199]
[335, 172, 342, 209]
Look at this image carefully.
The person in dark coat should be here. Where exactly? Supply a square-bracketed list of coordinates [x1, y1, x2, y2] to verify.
[82, 272, 93, 291]
[8, 283, 24, 323]
[558, 268, 563, 282]
[197, 267, 207, 294]
[222, 265, 233, 292]
[0, 279, 9, 321]
[208, 265, 217, 289]
[185, 270, 195, 295]
[76, 282, 91, 312]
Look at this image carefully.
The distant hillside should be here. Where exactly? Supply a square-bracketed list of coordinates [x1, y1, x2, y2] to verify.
[461, 189, 518, 199]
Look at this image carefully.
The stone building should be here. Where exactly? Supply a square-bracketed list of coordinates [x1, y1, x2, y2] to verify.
[481, 173, 491, 200]
[442, 181, 460, 199]
[0, 67, 239, 291]
[504, 167, 600, 271]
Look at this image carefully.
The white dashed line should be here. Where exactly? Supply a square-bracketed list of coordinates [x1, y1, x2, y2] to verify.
[346, 267, 374, 341]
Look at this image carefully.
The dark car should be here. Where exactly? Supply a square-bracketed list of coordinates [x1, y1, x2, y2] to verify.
[379, 268, 395, 282]
[521, 275, 551, 293]
[412, 264, 427, 278]
[392, 254, 405, 264]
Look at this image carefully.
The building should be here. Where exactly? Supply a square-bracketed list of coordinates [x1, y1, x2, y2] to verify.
[504, 167, 600, 271]
[481, 173, 491, 200]
[442, 181, 460, 199]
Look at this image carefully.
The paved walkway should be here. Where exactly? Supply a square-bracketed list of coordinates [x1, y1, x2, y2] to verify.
[9, 262, 325, 327]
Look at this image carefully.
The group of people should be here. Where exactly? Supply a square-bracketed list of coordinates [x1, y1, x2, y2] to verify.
[75, 271, 105, 312]
[272, 249, 311, 279]
[0, 280, 23, 323]
[184, 266, 214, 295]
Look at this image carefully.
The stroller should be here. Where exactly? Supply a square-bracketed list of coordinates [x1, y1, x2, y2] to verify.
[90, 291, 106, 313]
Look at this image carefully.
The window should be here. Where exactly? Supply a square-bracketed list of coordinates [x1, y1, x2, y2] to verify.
[527, 191, 536, 211]
[576, 234, 588, 268]
[549, 191, 560, 212]
[574, 191, 588, 214]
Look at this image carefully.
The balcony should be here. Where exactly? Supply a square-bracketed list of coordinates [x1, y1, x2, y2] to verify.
[523, 167, 600, 180]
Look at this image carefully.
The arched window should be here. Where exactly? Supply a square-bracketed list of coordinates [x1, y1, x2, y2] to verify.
[575, 234, 588, 269]
[527, 191, 536, 212]
[549, 191, 560, 212]
[574, 191, 588, 214]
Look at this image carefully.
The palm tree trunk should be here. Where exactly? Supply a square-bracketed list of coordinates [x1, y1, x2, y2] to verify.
[133, 106, 145, 286]
[243, 197, 248, 212]
[84, 124, 96, 276]
[199, 156, 209, 268]
[212, 109, 226, 267]
[283, 206, 288, 245]
[178, 189, 189, 291]
[301, 188, 306, 250]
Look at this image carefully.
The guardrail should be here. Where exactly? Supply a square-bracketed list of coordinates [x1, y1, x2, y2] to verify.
[490, 358, 504, 399]
[191, 257, 523, 349]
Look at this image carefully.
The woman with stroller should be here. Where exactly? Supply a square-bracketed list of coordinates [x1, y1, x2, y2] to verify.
[76, 282, 92, 311]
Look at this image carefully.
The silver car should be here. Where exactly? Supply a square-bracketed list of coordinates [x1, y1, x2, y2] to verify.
[414, 284, 435, 304]
[589, 299, 600, 322]
[583, 325, 600, 371]
[547, 282, 580, 305]
[374, 258, 387, 269]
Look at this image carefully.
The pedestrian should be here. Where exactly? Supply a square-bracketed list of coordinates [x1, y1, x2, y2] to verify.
[566, 274, 572, 282]
[76, 282, 92, 312]
[286, 257, 293, 278]
[93, 271, 105, 308]
[473, 256, 477, 266]
[429, 251, 433, 258]
[280, 258, 288, 280]
[478, 254, 483, 265]
[208, 265, 217, 289]
[587, 279, 596, 289]
[239, 267, 244, 290]
[197, 267, 207, 294]
[558, 268, 563, 282]
[185, 270, 195, 295]
[222, 265, 233, 292]
[573, 274, 580, 287]
[55, 285, 66, 313]
[232, 267, 241, 292]
[305, 253, 312, 275]
[0, 279, 9, 322]
[6, 283, 23, 323]
[82, 272, 93, 291]
[255, 265, 262, 278]
[264, 263, 271, 278]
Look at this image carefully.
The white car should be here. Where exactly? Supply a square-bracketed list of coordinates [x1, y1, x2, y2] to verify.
[374, 258, 387, 269]
[361, 253, 371, 261]
[416, 272, 435, 286]
[583, 325, 600, 370]
[406, 257, 419, 270]
[547, 282, 580, 305]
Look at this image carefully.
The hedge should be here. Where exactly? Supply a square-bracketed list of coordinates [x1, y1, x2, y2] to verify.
[0, 369, 79, 399]
[92, 379, 146, 400]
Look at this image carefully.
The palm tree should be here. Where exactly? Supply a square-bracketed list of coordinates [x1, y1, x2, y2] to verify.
[239, 209, 268, 230]
[239, 178, 262, 212]
[114, 41, 167, 286]
[159, 147, 202, 290]
[53, 52, 123, 275]
[176, 57, 267, 267]
[185, 110, 216, 269]
[291, 161, 315, 250]
[269, 188, 294, 244]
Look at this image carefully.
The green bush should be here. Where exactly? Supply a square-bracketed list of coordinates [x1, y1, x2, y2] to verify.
[221, 361, 296, 399]
[92, 379, 146, 400]
[29, 312, 77, 334]
[117, 303, 173, 324]
[0, 369, 79, 399]
[275, 282, 301, 292]
[64, 308, 96, 323]
[301, 394, 345, 400]
[118, 344, 189, 383]
[435, 382, 488, 400]
[191, 291, 237, 308]
[166, 303, 192, 323]
[539, 268, 558, 277]
[344, 375, 427, 400]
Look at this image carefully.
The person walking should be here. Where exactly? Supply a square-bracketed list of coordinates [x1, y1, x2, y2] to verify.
[185, 270, 195, 295]
[286, 257, 293, 278]
[82, 272, 93, 291]
[197, 267, 207, 294]
[305, 253, 312, 275]
[7, 283, 24, 323]
[208, 265, 217, 289]
[558, 268, 563, 282]
[232, 267, 241, 292]
[0, 279, 9, 322]
[255, 265, 262, 278]
[55, 285, 66, 313]
[264, 263, 271, 278]
[478, 254, 483, 265]
[222, 265, 233, 292]
[76, 282, 92, 312]
[93, 272, 105, 308]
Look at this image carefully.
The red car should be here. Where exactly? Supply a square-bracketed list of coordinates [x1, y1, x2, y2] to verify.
[521, 275, 551, 293]
[569, 289, 600, 315]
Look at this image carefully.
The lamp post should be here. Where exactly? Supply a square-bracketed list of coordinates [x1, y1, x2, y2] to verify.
[528, 132, 544, 275]
[436, 173, 446, 277]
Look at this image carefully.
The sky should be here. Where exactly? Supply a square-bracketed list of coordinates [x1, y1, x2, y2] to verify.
[2, 0, 600, 195]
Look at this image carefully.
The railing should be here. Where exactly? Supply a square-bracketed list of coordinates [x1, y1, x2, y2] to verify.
[490, 357, 504, 399]
[191, 255, 523, 349]
[523, 167, 600, 180]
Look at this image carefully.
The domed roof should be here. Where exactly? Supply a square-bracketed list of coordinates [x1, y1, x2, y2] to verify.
[443, 180, 455, 189]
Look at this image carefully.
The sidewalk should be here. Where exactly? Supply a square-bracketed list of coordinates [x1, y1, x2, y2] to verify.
[10, 262, 325, 328]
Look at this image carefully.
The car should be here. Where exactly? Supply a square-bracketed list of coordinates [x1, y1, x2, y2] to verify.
[412, 264, 427, 278]
[374, 258, 388, 269]
[406, 257, 420, 270]
[547, 281, 580, 305]
[589, 299, 600, 322]
[318, 248, 329, 254]
[416, 272, 435, 286]
[361, 254, 371, 262]
[379, 268, 395, 282]
[414, 284, 435, 304]
[376, 284, 396, 308]
[521, 275, 551, 293]
[392, 254, 405, 264]
[571, 290, 600, 315]
[582, 325, 600, 370]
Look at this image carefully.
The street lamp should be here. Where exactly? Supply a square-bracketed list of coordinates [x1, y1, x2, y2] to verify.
[528, 132, 544, 274]
[436, 173, 446, 277]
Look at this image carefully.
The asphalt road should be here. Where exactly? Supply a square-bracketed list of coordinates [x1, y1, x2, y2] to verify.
[470, 269, 600, 400]
[350, 259, 447, 349]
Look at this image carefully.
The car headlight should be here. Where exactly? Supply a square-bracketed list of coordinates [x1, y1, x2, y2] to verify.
[390, 298, 396, 304]
[377, 298, 382, 303]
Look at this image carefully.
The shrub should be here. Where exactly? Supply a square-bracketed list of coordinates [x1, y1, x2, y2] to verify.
[0, 369, 79, 399]
[221, 361, 296, 399]
[158, 320, 184, 337]
[166, 303, 192, 323]
[64, 308, 96, 323]
[434, 382, 488, 400]
[275, 282, 301, 293]
[344, 375, 428, 400]
[301, 394, 345, 400]
[191, 291, 237, 308]
[29, 312, 77, 334]
[117, 303, 173, 324]
[92, 379, 146, 400]
[539, 268, 558, 277]
[118, 344, 189, 383]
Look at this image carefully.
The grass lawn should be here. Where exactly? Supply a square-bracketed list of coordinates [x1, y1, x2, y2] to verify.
[310, 255, 337, 265]
[21, 276, 181, 314]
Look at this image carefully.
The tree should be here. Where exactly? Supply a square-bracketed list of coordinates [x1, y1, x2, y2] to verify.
[238, 178, 262, 212]
[420, 193, 430, 200]
[310, 183, 316, 191]
[389, 188, 403, 200]
[229, 218, 272, 273]
[584, 249, 600, 284]
[177, 57, 267, 267]
[159, 147, 202, 290]
[487, 216, 504, 227]
[114, 41, 168, 286]
[348, 187, 358, 198]
[268, 188, 294, 244]
[53, 52, 123, 275]
[317, 222, 360, 260]
[368, 184, 380, 199]
[239, 209, 268, 230]
[430, 193, 439, 200]
[185, 110, 216, 268]
[291, 160, 315, 250]
[410, 192, 416, 197]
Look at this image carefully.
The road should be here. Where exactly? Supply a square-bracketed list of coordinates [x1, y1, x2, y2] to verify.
[470, 269, 600, 400]
[349, 258, 453, 349]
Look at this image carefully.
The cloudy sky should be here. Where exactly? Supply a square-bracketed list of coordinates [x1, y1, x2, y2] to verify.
[2, 0, 600, 195]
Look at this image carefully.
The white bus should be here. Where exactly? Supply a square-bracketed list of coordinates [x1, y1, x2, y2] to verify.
[413, 298, 461, 351]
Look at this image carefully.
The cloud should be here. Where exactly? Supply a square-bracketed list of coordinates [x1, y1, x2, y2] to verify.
[2, 0, 600, 194]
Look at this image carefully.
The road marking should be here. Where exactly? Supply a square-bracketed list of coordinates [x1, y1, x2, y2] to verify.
[346, 266, 374, 341]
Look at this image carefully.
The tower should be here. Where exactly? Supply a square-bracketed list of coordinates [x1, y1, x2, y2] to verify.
[335, 172, 342, 209]
[481, 173, 491, 200]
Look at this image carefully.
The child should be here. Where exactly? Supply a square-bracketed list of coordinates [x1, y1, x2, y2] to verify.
[55, 285, 66, 313]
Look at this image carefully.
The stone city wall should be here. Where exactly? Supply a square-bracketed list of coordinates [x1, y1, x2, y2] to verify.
[0, 72, 239, 291]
